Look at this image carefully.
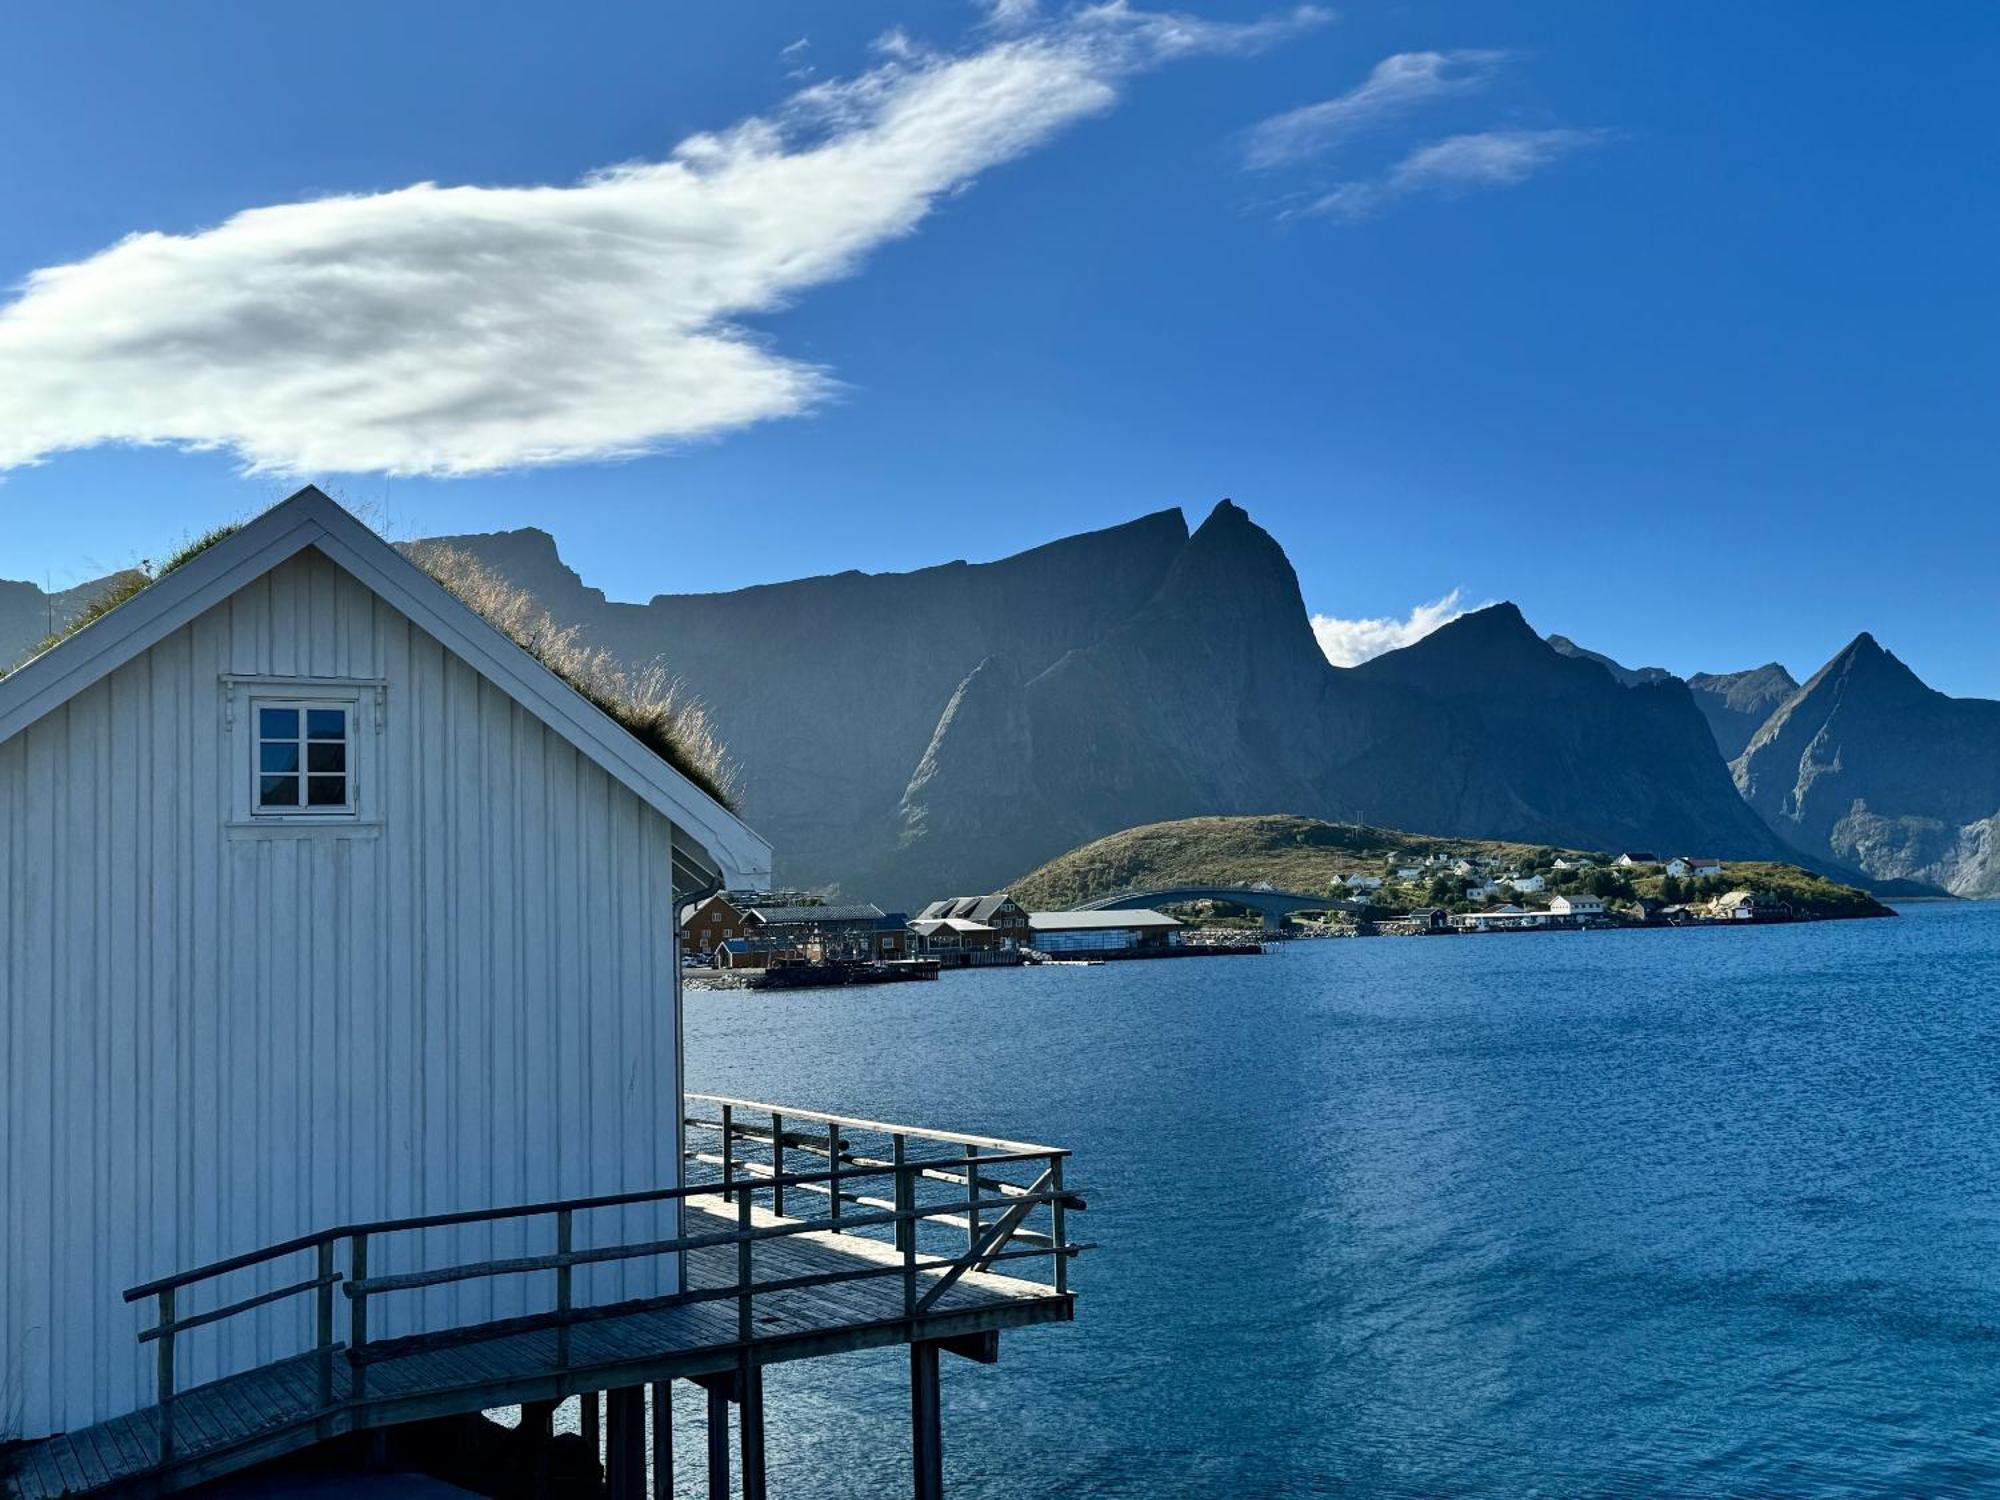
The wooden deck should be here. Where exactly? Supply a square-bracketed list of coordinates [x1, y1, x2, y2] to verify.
[3, 1100, 1084, 1500]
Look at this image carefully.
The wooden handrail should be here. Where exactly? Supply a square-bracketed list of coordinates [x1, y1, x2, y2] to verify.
[341, 1187, 1074, 1299]
[688, 1093, 1064, 1156]
[123, 1147, 1054, 1302]
[123, 1092, 1086, 1462]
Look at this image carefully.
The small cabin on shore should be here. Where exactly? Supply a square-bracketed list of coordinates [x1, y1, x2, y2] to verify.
[0, 488, 772, 1440]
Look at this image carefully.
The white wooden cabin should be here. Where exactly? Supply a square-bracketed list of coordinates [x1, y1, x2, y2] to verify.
[0, 487, 772, 1442]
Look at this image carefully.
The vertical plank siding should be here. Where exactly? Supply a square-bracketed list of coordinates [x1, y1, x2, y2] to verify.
[0, 548, 685, 1438]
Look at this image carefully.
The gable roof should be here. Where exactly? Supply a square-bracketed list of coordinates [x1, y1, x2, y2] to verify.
[918, 894, 1021, 923]
[745, 903, 886, 926]
[0, 486, 771, 889]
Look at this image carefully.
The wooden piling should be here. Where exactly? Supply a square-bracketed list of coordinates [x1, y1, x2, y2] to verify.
[649, 1380, 674, 1500]
[911, 1341, 944, 1500]
[739, 1363, 768, 1500]
[705, 1380, 730, 1500]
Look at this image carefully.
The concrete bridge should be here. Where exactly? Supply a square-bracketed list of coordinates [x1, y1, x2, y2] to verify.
[1070, 885, 1343, 933]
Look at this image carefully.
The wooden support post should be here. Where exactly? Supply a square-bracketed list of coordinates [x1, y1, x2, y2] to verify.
[720, 1103, 735, 1203]
[827, 1120, 844, 1229]
[582, 1390, 601, 1457]
[770, 1111, 785, 1218]
[910, 1340, 944, 1500]
[555, 1209, 573, 1371]
[1051, 1154, 1069, 1296]
[737, 1185, 754, 1343]
[316, 1239, 336, 1418]
[964, 1144, 980, 1257]
[607, 1387, 646, 1500]
[156, 1287, 176, 1466]
[738, 1363, 767, 1500]
[348, 1233, 370, 1404]
[705, 1381, 731, 1500]
[522, 1398, 557, 1491]
[649, 1381, 674, 1500]
[894, 1133, 915, 1317]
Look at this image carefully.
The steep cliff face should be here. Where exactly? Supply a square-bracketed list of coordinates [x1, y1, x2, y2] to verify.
[1687, 663, 1798, 759]
[1340, 606, 1794, 860]
[1733, 635, 2000, 894]
[889, 501, 1344, 890]
[430, 509, 1191, 891]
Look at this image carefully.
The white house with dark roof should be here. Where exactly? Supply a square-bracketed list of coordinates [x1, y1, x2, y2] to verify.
[1666, 857, 1724, 878]
[0, 488, 772, 1440]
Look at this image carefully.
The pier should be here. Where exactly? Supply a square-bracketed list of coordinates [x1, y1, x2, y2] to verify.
[1, 1098, 1085, 1500]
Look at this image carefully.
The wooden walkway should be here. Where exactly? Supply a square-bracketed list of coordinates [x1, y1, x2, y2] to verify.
[3, 1206, 1070, 1499]
[3, 1096, 1085, 1500]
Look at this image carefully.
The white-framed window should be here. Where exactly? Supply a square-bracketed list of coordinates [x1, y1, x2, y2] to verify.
[223, 676, 385, 833]
[255, 701, 354, 813]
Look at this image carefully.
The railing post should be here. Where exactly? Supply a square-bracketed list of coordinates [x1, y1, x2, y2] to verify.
[964, 1144, 980, 1258]
[157, 1287, 176, 1465]
[348, 1233, 370, 1404]
[827, 1120, 843, 1230]
[737, 1185, 754, 1344]
[317, 1239, 336, 1413]
[1051, 1154, 1068, 1296]
[770, 1111, 785, 1218]
[556, 1209, 574, 1371]
[894, 1133, 915, 1317]
[720, 1104, 735, 1204]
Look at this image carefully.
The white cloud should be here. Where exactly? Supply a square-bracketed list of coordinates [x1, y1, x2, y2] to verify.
[0, 5, 1326, 479]
[1311, 588, 1482, 666]
[1307, 126, 1606, 220]
[1243, 49, 1504, 170]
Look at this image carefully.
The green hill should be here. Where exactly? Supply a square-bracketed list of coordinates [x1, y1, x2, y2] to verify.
[1010, 815, 1553, 908]
[1010, 814, 1894, 921]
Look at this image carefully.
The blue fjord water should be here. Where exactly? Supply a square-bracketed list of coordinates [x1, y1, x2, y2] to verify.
[682, 902, 2000, 1498]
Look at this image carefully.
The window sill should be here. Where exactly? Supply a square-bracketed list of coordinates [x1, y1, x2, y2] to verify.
[227, 818, 384, 840]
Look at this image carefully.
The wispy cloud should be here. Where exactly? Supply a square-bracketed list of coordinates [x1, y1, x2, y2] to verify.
[0, 4, 1327, 479]
[780, 36, 815, 80]
[1311, 589, 1483, 666]
[1307, 126, 1607, 219]
[1243, 49, 1504, 170]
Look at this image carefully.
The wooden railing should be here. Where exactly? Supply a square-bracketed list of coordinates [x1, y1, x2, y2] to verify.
[123, 1098, 1084, 1469]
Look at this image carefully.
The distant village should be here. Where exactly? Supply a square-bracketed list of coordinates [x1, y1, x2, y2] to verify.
[1314, 850, 1799, 936]
[680, 890, 1258, 988]
[678, 851, 1815, 988]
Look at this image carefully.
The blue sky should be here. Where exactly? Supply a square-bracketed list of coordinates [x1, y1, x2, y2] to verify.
[2, 2, 1996, 692]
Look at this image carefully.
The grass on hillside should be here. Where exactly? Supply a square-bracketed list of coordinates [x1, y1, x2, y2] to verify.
[1011, 814, 1561, 909]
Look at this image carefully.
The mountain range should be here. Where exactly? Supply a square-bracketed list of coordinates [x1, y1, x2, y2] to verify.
[417, 499, 1792, 901]
[9, 501, 1992, 900]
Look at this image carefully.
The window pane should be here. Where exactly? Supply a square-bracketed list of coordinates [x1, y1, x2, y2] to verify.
[260, 774, 301, 808]
[260, 742, 300, 774]
[307, 741, 345, 773]
[307, 775, 348, 808]
[259, 707, 299, 739]
[307, 709, 346, 740]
